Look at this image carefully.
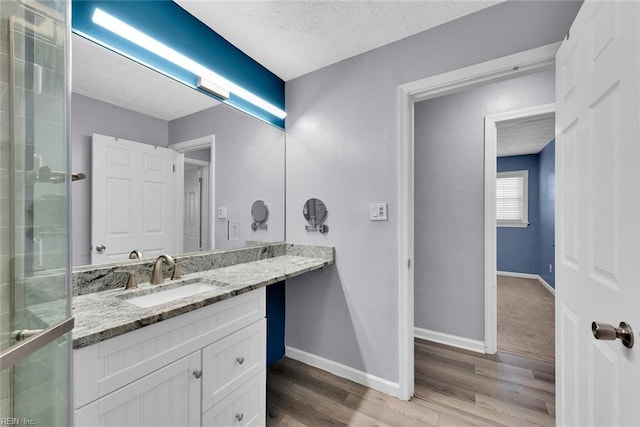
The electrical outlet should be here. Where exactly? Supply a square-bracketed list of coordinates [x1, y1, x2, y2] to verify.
[218, 207, 228, 219]
[228, 220, 239, 240]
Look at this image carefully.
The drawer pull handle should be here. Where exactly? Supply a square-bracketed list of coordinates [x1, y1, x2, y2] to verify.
[193, 369, 202, 379]
[235, 413, 244, 422]
[236, 356, 245, 365]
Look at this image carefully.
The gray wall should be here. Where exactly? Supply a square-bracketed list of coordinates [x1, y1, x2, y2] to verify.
[285, 1, 580, 383]
[169, 104, 285, 249]
[414, 70, 555, 340]
[71, 93, 169, 266]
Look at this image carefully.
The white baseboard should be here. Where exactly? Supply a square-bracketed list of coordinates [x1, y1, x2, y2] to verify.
[536, 275, 555, 296]
[285, 346, 400, 398]
[497, 270, 538, 279]
[414, 327, 485, 354]
[497, 270, 556, 296]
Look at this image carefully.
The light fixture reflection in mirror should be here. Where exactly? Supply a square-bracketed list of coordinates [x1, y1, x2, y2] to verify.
[90, 7, 286, 120]
[303, 198, 328, 234]
[251, 200, 269, 231]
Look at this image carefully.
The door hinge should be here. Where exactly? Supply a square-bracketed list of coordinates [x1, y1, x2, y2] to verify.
[173, 164, 175, 172]
[408, 259, 411, 269]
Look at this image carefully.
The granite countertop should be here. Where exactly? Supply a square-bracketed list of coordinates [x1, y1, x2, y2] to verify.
[71, 254, 331, 349]
[27, 244, 334, 350]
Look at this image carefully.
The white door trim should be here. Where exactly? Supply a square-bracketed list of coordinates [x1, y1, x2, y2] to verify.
[171, 135, 216, 252]
[484, 102, 555, 354]
[396, 42, 560, 401]
[170, 135, 215, 153]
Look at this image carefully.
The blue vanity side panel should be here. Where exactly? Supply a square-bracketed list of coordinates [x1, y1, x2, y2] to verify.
[72, 0, 285, 128]
[266, 282, 286, 366]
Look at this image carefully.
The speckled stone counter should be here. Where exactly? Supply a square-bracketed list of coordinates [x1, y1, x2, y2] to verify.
[27, 243, 334, 349]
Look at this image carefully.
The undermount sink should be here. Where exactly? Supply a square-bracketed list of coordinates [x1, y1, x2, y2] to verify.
[125, 283, 217, 308]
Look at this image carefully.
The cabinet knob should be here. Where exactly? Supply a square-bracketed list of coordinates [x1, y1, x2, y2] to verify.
[235, 413, 244, 422]
[236, 356, 245, 365]
[193, 369, 202, 379]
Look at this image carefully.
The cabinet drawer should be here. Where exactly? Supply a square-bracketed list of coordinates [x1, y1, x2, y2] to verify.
[202, 371, 266, 427]
[202, 319, 266, 411]
[75, 287, 265, 409]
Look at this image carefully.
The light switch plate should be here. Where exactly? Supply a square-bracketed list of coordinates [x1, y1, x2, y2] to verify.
[370, 203, 388, 221]
[218, 207, 227, 219]
[228, 220, 239, 240]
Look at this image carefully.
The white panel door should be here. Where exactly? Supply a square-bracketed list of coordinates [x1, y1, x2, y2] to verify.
[556, 1, 640, 425]
[74, 352, 201, 427]
[92, 134, 175, 264]
[183, 165, 201, 253]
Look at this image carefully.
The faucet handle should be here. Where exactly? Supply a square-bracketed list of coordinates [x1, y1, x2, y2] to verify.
[116, 269, 138, 289]
[171, 261, 183, 280]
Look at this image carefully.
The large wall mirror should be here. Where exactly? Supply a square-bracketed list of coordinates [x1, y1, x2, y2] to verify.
[71, 34, 285, 267]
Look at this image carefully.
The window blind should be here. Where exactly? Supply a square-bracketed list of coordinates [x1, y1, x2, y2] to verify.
[496, 175, 524, 221]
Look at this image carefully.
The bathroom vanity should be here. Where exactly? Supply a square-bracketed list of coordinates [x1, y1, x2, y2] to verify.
[28, 243, 334, 426]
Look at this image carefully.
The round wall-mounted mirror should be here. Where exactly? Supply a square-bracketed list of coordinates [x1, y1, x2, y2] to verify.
[303, 198, 328, 233]
[251, 200, 269, 231]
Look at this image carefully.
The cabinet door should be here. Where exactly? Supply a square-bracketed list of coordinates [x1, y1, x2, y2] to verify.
[75, 352, 201, 427]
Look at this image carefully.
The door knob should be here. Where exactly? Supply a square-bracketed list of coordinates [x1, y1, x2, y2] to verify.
[193, 369, 202, 379]
[592, 321, 634, 348]
[96, 244, 106, 253]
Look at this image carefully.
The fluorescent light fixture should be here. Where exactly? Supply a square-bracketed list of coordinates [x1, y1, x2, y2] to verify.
[197, 76, 229, 100]
[91, 8, 286, 119]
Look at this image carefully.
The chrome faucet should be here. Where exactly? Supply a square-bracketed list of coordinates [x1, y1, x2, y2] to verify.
[150, 254, 175, 285]
[129, 249, 143, 259]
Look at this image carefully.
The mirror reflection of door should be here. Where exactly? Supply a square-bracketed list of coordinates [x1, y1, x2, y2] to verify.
[182, 149, 211, 253]
[184, 163, 203, 252]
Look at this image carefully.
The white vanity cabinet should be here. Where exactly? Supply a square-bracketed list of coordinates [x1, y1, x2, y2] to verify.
[73, 288, 266, 427]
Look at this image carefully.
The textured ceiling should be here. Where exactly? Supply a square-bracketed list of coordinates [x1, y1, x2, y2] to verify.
[497, 113, 555, 157]
[72, 34, 219, 121]
[175, 0, 503, 81]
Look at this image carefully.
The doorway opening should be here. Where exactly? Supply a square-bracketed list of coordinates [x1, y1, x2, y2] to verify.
[397, 42, 560, 400]
[171, 135, 215, 253]
[486, 105, 556, 362]
[183, 158, 210, 253]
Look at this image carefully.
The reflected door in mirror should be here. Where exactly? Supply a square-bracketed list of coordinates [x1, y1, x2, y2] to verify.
[92, 134, 175, 264]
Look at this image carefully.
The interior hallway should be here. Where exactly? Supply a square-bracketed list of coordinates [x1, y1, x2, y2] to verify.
[266, 339, 555, 426]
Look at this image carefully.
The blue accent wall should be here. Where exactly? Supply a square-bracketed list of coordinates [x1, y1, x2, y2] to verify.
[538, 140, 555, 287]
[497, 154, 540, 274]
[71, 0, 285, 128]
[497, 140, 556, 287]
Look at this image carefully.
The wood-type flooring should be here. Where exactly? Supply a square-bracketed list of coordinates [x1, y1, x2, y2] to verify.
[266, 339, 555, 426]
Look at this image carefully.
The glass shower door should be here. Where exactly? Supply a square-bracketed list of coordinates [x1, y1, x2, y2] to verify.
[0, 0, 72, 425]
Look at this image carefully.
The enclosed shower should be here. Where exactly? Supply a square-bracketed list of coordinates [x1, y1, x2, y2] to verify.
[0, 0, 72, 424]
